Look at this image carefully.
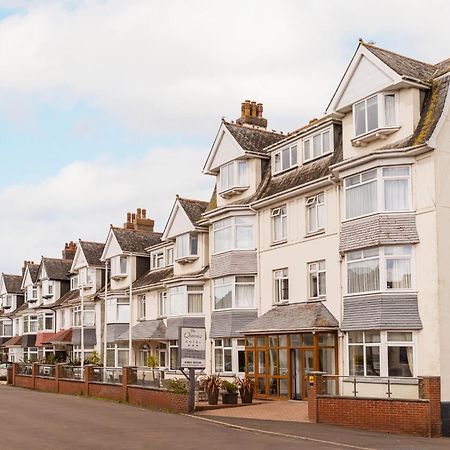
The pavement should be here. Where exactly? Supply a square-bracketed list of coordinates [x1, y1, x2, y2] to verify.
[1, 385, 449, 450]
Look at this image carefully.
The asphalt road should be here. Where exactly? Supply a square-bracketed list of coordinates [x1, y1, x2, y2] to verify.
[0, 386, 449, 450]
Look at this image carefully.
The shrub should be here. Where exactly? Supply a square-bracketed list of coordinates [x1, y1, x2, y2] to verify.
[163, 378, 188, 394]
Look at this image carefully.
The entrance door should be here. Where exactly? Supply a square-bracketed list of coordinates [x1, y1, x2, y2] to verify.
[290, 349, 314, 400]
[302, 349, 314, 400]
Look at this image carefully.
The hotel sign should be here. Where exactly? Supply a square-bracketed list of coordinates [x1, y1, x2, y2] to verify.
[178, 327, 206, 369]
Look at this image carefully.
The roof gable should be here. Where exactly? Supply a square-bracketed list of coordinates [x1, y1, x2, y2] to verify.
[1, 274, 23, 294]
[102, 227, 162, 257]
[80, 241, 105, 267]
[21, 265, 37, 289]
[70, 243, 87, 272]
[101, 228, 122, 260]
[162, 199, 196, 240]
[39, 258, 71, 281]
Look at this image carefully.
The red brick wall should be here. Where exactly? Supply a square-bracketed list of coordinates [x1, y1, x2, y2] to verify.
[88, 382, 123, 402]
[59, 380, 85, 396]
[14, 375, 34, 389]
[35, 377, 58, 393]
[127, 386, 189, 414]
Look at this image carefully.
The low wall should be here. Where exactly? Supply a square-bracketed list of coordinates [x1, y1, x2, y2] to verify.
[11, 364, 188, 414]
[308, 373, 441, 438]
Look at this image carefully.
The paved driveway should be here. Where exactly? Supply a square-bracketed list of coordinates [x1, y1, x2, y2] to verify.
[1, 386, 449, 450]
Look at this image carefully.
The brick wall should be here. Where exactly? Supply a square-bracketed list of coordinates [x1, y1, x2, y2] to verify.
[59, 380, 85, 396]
[88, 383, 123, 402]
[35, 377, 58, 393]
[14, 375, 34, 389]
[308, 373, 442, 438]
[128, 386, 189, 414]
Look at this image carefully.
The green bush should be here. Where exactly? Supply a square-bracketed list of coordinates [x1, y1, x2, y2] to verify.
[163, 377, 188, 394]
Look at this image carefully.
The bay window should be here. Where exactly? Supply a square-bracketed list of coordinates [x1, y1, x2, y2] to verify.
[106, 298, 129, 323]
[220, 160, 248, 192]
[72, 305, 95, 327]
[176, 233, 198, 260]
[214, 276, 255, 310]
[111, 256, 128, 276]
[306, 193, 325, 233]
[348, 331, 414, 377]
[303, 128, 332, 162]
[345, 166, 411, 219]
[347, 246, 413, 294]
[308, 261, 326, 299]
[272, 144, 298, 174]
[79, 268, 94, 287]
[274, 269, 289, 303]
[271, 206, 287, 242]
[213, 216, 254, 253]
[38, 312, 54, 331]
[168, 285, 203, 316]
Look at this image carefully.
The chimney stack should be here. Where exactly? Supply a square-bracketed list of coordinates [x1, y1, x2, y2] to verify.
[123, 208, 154, 232]
[62, 241, 77, 260]
[22, 260, 34, 276]
[236, 100, 268, 129]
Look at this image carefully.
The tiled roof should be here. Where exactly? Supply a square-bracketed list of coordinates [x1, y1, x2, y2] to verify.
[434, 58, 450, 78]
[224, 122, 285, 155]
[42, 258, 72, 281]
[27, 264, 40, 283]
[112, 227, 162, 253]
[364, 43, 436, 81]
[2, 274, 23, 294]
[177, 197, 209, 225]
[241, 302, 339, 334]
[49, 289, 79, 308]
[116, 320, 166, 341]
[80, 241, 105, 267]
[2, 335, 22, 347]
[133, 267, 173, 290]
[51, 328, 73, 344]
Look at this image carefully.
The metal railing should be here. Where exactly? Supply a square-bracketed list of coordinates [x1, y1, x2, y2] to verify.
[92, 367, 122, 385]
[320, 375, 420, 399]
[59, 365, 84, 381]
[129, 367, 163, 388]
[15, 364, 32, 376]
[36, 364, 55, 378]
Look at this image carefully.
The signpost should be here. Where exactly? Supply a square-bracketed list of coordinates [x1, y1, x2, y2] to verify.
[178, 326, 206, 413]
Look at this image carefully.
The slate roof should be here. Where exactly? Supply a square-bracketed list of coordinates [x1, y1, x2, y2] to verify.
[224, 122, 285, 155]
[240, 302, 339, 334]
[116, 320, 166, 341]
[133, 267, 173, 290]
[27, 264, 40, 283]
[112, 227, 162, 254]
[41, 258, 72, 281]
[49, 289, 79, 308]
[80, 241, 105, 267]
[364, 43, 436, 81]
[177, 197, 209, 225]
[2, 274, 23, 294]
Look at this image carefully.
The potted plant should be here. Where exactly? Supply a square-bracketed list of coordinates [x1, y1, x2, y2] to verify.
[199, 375, 221, 405]
[146, 355, 158, 383]
[237, 376, 254, 403]
[221, 380, 238, 404]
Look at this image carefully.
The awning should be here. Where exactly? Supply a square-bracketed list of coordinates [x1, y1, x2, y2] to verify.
[210, 310, 258, 338]
[116, 320, 166, 342]
[35, 332, 58, 347]
[165, 317, 205, 340]
[240, 302, 339, 335]
[3, 335, 23, 347]
[51, 328, 73, 345]
[71, 328, 96, 347]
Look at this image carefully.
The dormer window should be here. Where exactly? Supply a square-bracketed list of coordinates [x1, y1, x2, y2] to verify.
[352, 93, 399, 145]
[272, 144, 298, 175]
[151, 250, 165, 269]
[27, 286, 38, 303]
[176, 233, 199, 263]
[3, 294, 13, 308]
[70, 276, 79, 291]
[219, 160, 248, 197]
[111, 256, 128, 278]
[303, 128, 332, 162]
[166, 247, 174, 265]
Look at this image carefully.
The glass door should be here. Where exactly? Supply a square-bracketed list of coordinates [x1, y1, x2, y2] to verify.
[290, 349, 302, 400]
[302, 349, 314, 399]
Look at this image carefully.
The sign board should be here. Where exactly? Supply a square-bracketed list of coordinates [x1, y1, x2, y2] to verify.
[178, 326, 206, 369]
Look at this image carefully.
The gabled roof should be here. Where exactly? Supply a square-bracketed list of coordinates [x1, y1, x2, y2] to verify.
[223, 122, 285, 155]
[48, 289, 79, 308]
[40, 258, 72, 281]
[27, 264, 40, 283]
[177, 197, 209, 225]
[2, 274, 23, 294]
[133, 267, 173, 290]
[112, 227, 162, 254]
[79, 241, 105, 267]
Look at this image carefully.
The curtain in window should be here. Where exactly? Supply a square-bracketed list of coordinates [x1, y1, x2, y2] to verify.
[347, 259, 380, 293]
[388, 346, 413, 377]
[346, 180, 377, 218]
[235, 224, 253, 249]
[188, 294, 202, 313]
[386, 258, 411, 289]
[384, 179, 409, 210]
[214, 349, 223, 372]
[236, 284, 254, 308]
[384, 94, 396, 126]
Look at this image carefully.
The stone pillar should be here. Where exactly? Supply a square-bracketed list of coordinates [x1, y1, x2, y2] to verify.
[122, 367, 136, 401]
[55, 363, 63, 393]
[308, 372, 325, 423]
[419, 376, 442, 437]
[11, 362, 17, 386]
[32, 363, 38, 389]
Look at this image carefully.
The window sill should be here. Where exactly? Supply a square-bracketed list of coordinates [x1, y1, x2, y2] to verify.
[272, 165, 298, 177]
[344, 290, 417, 298]
[351, 126, 400, 147]
[273, 301, 289, 306]
[342, 210, 415, 224]
[308, 297, 326, 302]
[111, 274, 127, 281]
[175, 256, 199, 264]
[304, 229, 325, 239]
[303, 151, 333, 165]
[219, 186, 250, 198]
[270, 239, 287, 247]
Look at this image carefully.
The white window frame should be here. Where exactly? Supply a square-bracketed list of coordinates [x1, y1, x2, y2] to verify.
[219, 160, 249, 193]
[158, 291, 167, 317]
[23, 315, 38, 334]
[302, 127, 333, 162]
[346, 246, 415, 295]
[106, 297, 129, 324]
[353, 92, 399, 138]
[3, 294, 13, 308]
[214, 338, 233, 373]
[151, 250, 165, 269]
[272, 144, 298, 175]
[111, 256, 128, 277]
[273, 269, 289, 304]
[271, 205, 287, 243]
[347, 330, 415, 378]
[166, 247, 174, 265]
[344, 166, 412, 220]
[138, 294, 146, 320]
[308, 260, 326, 299]
[213, 276, 255, 310]
[70, 276, 78, 291]
[37, 312, 55, 332]
[167, 285, 203, 317]
[175, 233, 198, 260]
[72, 305, 96, 327]
[212, 216, 254, 254]
[306, 193, 326, 233]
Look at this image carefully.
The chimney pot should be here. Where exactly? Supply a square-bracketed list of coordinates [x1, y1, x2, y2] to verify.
[237, 100, 268, 129]
[127, 212, 131, 223]
[142, 209, 147, 218]
[132, 213, 136, 221]
[137, 208, 142, 219]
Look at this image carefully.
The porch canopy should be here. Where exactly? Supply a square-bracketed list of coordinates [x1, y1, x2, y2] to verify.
[115, 320, 166, 342]
[2, 335, 23, 347]
[50, 328, 73, 345]
[240, 302, 339, 335]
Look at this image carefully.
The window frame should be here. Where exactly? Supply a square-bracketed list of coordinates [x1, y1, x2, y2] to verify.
[273, 268, 289, 304]
[138, 294, 146, 321]
[167, 285, 204, 317]
[271, 205, 288, 243]
[158, 291, 167, 318]
[151, 250, 165, 269]
[272, 144, 298, 175]
[219, 159, 249, 193]
[212, 216, 254, 254]
[302, 127, 333, 163]
[308, 260, 327, 300]
[213, 276, 255, 310]
[72, 304, 96, 327]
[175, 233, 199, 260]
[306, 192, 326, 234]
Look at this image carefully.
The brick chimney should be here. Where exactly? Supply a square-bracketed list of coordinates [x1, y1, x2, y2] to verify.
[62, 241, 77, 260]
[123, 208, 154, 232]
[236, 100, 268, 129]
[22, 261, 34, 276]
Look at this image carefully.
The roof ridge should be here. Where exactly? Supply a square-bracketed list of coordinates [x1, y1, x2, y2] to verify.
[223, 120, 284, 136]
[80, 240, 104, 245]
[363, 43, 436, 68]
[178, 196, 209, 204]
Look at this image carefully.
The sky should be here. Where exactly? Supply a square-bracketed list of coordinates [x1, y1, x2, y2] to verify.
[0, 0, 449, 273]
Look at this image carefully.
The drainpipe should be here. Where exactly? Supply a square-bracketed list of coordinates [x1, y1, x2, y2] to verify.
[80, 273, 85, 367]
[129, 267, 133, 366]
[103, 262, 108, 367]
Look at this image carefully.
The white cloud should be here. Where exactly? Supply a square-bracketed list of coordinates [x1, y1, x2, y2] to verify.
[0, 146, 214, 273]
[0, 0, 448, 134]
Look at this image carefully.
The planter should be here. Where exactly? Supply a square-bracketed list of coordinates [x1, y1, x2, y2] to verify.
[207, 390, 219, 405]
[239, 388, 253, 404]
[222, 392, 238, 405]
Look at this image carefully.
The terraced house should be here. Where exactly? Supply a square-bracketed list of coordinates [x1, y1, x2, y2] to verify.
[1, 41, 449, 432]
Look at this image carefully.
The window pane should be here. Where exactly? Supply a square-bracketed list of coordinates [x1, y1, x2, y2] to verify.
[309, 271, 318, 298]
[319, 333, 335, 346]
[190, 234, 198, 255]
[291, 145, 298, 165]
[236, 284, 255, 308]
[386, 258, 411, 289]
[388, 346, 413, 377]
[238, 161, 248, 185]
[313, 134, 321, 158]
[257, 351, 265, 374]
[366, 346, 380, 376]
[365, 331, 380, 343]
[282, 148, 290, 170]
[188, 294, 202, 313]
[224, 349, 232, 372]
[348, 258, 380, 293]
[318, 271, 326, 296]
[346, 180, 377, 219]
[322, 130, 331, 153]
[214, 284, 232, 309]
[383, 167, 410, 177]
[349, 345, 364, 376]
[117, 304, 129, 322]
[118, 349, 129, 367]
[303, 140, 310, 160]
[214, 348, 223, 372]
[348, 331, 363, 343]
[387, 332, 412, 342]
[317, 203, 326, 229]
[236, 225, 253, 249]
[238, 350, 246, 373]
[384, 94, 396, 126]
[384, 179, 409, 210]
[367, 96, 378, 131]
[319, 348, 335, 374]
[274, 153, 281, 172]
[214, 227, 231, 253]
[354, 101, 366, 136]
